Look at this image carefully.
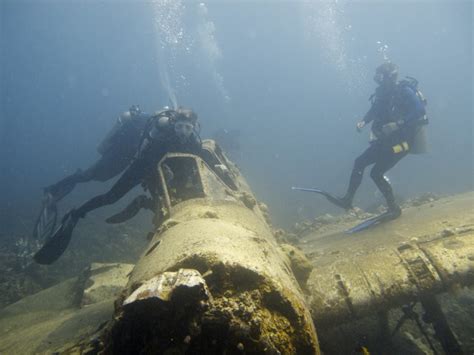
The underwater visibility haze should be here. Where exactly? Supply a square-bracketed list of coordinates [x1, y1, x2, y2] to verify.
[1, 1, 472, 229]
[0, 0, 473, 353]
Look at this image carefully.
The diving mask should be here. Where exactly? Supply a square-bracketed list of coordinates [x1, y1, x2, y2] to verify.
[174, 121, 194, 140]
[374, 72, 384, 85]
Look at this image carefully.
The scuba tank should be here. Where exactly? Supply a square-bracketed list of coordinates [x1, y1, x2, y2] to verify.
[97, 106, 148, 156]
[399, 76, 427, 107]
[399, 77, 429, 154]
[410, 124, 429, 154]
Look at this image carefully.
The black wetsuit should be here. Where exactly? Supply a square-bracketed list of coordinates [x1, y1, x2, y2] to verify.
[343, 82, 426, 210]
[46, 112, 149, 201]
[74, 120, 202, 219]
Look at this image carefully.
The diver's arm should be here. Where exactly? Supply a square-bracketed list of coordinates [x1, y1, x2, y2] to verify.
[135, 114, 173, 159]
[362, 106, 376, 125]
[190, 132, 202, 152]
[356, 98, 378, 131]
[356, 120, 366, 132]
[134, 116, 160, 160]
[363, 90, 387, 125]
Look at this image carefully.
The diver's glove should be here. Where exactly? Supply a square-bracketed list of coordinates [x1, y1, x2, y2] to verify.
[356, 120, 366, 132]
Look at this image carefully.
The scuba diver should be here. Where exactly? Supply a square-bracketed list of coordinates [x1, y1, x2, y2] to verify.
[294, 62, 428, 231]
[329, 62, 428, 219]
[33, 105, 149, 240]
[34, 108, 202, 264]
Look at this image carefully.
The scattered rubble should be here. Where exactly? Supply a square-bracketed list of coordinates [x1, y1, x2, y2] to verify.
[403, 192, 441, 207]
[289, 192, 443, 239]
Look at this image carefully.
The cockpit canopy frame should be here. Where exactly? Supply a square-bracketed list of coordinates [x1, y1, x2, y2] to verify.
[157, 152, 238, 216]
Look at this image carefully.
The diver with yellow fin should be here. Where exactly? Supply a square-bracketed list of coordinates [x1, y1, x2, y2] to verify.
[294, 62, 428, 233]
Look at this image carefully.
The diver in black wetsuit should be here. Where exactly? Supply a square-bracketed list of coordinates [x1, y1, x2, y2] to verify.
[329, 62, 428, 218]
[33, 108, 202, 264]
[33, 105, 150, 240]
[72, 108, 201, 222]
[44, 105, 149, 201]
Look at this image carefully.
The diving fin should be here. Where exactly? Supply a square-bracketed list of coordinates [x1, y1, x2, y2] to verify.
[291, 187, 325, 194]
[106, 195, 153, 224]
[44, 169, 83, 202]
[345, 210, 400, 234]
[291, 186, 352, 210]
[32, 193, 58, 242]
[33, 210, 79, 265]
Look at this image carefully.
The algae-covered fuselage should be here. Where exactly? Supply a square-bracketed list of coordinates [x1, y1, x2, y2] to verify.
[1, 142, 473, 354]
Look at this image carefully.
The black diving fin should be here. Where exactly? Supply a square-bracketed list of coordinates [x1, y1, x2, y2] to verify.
[345, 210, 400, 234]
[291, 186, 352, 210]
[33, 210, 79, 265]
[32, 194, 58, 242]
[106, 195, 153, 224]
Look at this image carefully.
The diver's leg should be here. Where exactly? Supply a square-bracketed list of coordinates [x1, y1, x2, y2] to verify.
[45, 152, 132, 202]
[105, 194, 154, 224]
[44, 154, 117, 201]
[74, 159, 146, 219]
[44, 169, 91, 202]
[370, 150, 407, 216]
[85, 151, 132, 182]
[340, 144, 379, 207]
[36, 167, 95, 240]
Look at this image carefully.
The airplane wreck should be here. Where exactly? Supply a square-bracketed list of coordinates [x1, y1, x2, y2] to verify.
[0, 140, 472, 354]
